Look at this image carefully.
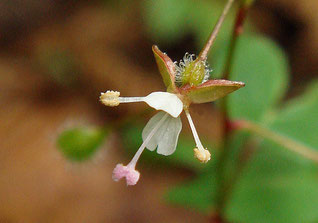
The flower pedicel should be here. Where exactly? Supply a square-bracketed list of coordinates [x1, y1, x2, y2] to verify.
[100, 0, 244, 186]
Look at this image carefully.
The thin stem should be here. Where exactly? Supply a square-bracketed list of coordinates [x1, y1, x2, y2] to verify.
[239, 120, 318, 163]
[127, 113, 168, 168]
[223, 3, 248, 78]
[215, 2, 251, 219]
[185, 109, 204, 150]
[215, 136, 258, 220]
[198, 0, 235, 61]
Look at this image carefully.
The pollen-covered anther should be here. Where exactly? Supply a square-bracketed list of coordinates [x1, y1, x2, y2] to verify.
[193, 148, 211, 163]
[100, 90, 120, 107]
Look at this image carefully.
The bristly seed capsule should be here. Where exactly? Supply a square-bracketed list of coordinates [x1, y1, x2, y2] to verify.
[175, 53, 212, 87]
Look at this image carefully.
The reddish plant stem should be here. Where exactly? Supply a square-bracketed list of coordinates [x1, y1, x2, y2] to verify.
[215, 3, 251, 221]
[234, 120, 318, 163]
[198, 0, 235, 61]
[223, 5, 248, 78]
[210, 213, 227, 223]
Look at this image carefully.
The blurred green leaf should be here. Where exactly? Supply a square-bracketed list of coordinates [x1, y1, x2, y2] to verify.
[221, 131, 251, 187]
[270, 80, 318, 149]
[142, 0, 192, 44]
[225, 81, 318, 223]
[37, 47, 80, 86]
[166, 171, 218, 213]
[121, 122, 215, 171]
[192, 0, 233, 53]
[142, 0, 239, 48]
[213, 34, 289, 122]
[57, 127, 108, 161]
[225, 146, 318, 223]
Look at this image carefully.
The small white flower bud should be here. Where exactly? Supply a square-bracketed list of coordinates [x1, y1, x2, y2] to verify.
[193, 148, 211, 163]
[100, 90, 120, 107]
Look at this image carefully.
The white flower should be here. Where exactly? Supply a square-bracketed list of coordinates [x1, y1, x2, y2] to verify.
[101, 0, 247, 186]
[142, 111, 182, 156]
[100, 90, 210, 185]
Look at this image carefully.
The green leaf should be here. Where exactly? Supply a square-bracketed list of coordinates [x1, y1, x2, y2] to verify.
[226, 170, 318, 223]
[271, 80, 318, 149]
[225, 81, 318, 223]
[152, 45, 176, 91]
[142, 0, 239, 49]
[179, 79, 245, 104]
[121, 122, 215, 171]
[166, 171, 218, 213]
[225, 140, 318, 223]
[57, 127, 108, 161]
[213, 34, 289, 122]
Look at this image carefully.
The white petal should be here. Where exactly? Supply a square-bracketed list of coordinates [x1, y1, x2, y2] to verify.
[142, 112, 182, 156]
[144, 92, 183, 118]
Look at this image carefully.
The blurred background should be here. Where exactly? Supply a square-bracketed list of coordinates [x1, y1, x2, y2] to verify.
[1, 0, 318, 222]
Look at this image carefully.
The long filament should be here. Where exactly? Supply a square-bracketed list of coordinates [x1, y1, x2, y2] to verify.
[185, 110, 204, 150]
[127, 113, 169, 168]
[118, 97, 144, 103]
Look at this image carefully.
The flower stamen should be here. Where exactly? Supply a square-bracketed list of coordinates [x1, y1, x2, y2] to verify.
[185, 110, 211, 163]
[100, 90, 120, 106]
[112, 113, 169, 185]
[100, 91, 183, 118]
[100, 90, 145, 107]
[127, 112, 169, 169]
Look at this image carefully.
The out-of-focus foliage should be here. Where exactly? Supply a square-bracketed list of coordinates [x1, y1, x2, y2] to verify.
[226, 84, 318, 222]
[271, 81, 318, 150]
[142, 0, 193, 44]
[142, 0, 253, 51]
[226, 170, 318, 223]
[166, 171, 218, 213]
[224, 81, 318, 223]
[214, 34, 289, 122]
[57, 127, 108, 161]
[241, 0, 255, 7]
[142, 0, 237, 48]
[36, 47, 81, 87]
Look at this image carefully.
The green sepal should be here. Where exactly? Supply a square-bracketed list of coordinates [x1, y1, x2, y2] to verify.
[179, 79, 245, 104]
[152, 45, 177, 91]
